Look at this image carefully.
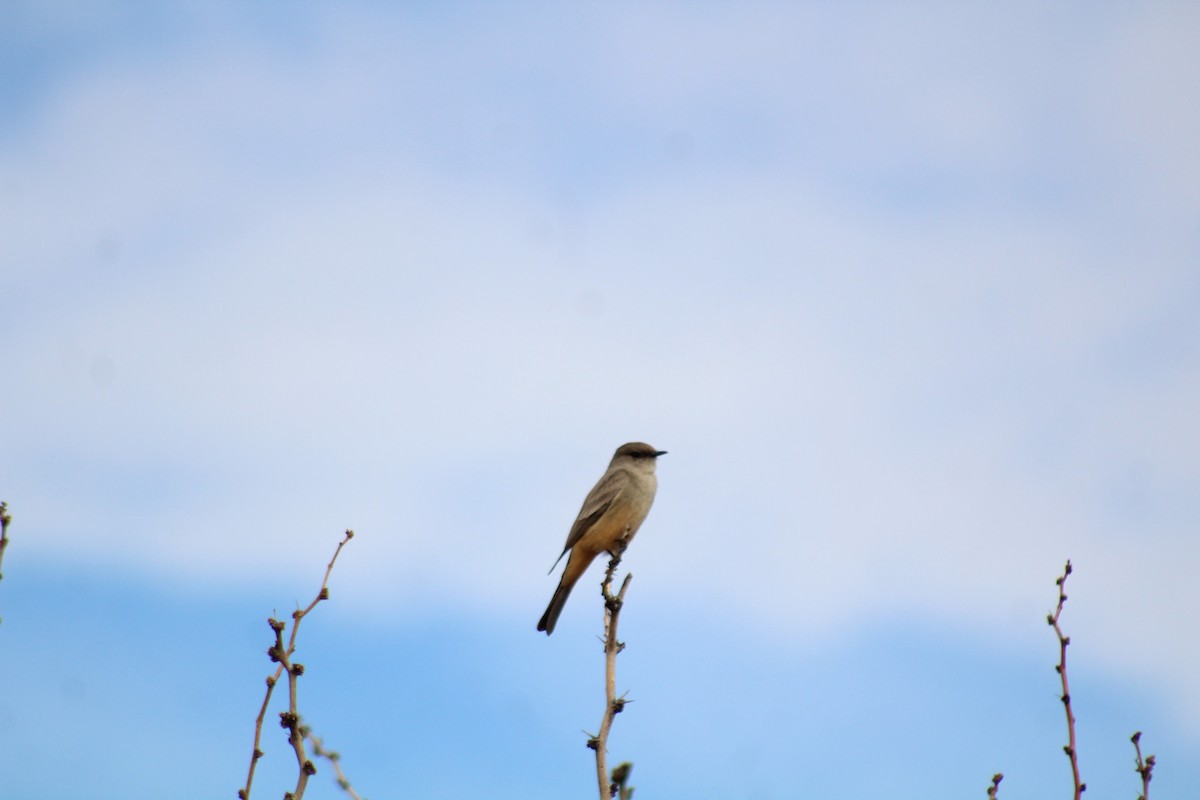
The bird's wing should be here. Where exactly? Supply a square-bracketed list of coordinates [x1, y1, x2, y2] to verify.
[546, 468, 628, 574]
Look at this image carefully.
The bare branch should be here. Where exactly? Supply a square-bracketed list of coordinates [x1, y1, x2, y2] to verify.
[1131, 731, 1155, 800]
[304, 723, 366, 800]
[611, 761, 634, 800]
[0, 501, 10, 624]
[1047, 560, 1085, 799]
[239, 529, 355, 800]
[587, 542, 634, 800]
[986, 772, 1003, 800]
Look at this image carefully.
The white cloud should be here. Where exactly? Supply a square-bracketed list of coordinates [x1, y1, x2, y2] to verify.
[3, 0, 1198, 735]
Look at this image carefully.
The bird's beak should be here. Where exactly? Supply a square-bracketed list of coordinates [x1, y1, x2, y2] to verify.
[655, 450, 668, 457]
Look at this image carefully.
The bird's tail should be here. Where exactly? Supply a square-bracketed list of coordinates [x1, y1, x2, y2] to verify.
[536, 573, 577, 635]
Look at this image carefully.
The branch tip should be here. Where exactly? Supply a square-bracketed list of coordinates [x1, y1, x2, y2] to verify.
[238, 530, 356, 800]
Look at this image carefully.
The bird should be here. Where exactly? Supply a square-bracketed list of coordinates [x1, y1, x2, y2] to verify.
[538, 442, 666, 635]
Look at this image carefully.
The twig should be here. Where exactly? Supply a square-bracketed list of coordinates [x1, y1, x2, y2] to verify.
[239, 659, 284, 800]
[1047, 560, 1085, 799]
[238, 529, 355, 800]
[0, 502, 11, 624]
[586, 543, 634, 800]
[1131, 731, 1155, 800]
[986, 772, 1003, 799]
[611, 761, 634, 800]
[303, 723, 366, 800]
[0, 501, 11, 579]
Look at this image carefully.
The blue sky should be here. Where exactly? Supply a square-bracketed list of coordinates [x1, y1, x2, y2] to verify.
[2, 2, 1199, 798]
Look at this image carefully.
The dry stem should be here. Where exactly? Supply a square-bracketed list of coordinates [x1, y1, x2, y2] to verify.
[611, 761, 634, 800]
[1131, 731, 1155, 800]
[1047, 560, 1085, 799]
[0, 501, 11, 580]
[587, 543, 633, 800]
[238, 529, 355, 800]
[0, 501, 10, 625]
[304, 724, 365, 800]
[986, 772, 1003, 800]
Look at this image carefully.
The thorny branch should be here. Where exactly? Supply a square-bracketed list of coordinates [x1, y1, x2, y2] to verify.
[611, 761, 635, 800]
[587, 541, 634, 800]
[1131, 731, 1155, 800]
[304, 723, 366, 800]
[238, 529, 355, 800]
[0, 502, 10, 625]
[1047, 560, 1085, 800]
[0, 502, 11, 578]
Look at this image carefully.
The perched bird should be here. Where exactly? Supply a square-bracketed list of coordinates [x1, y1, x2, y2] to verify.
[538, 442, 666, 635]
